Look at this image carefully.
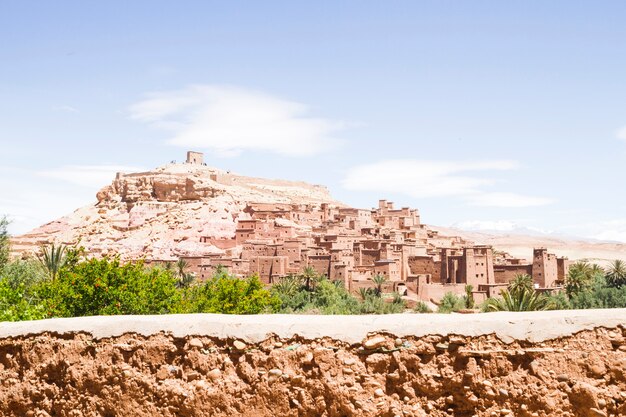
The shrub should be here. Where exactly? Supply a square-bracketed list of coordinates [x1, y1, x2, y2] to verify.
[569, 275, 626, 309]
[414, 301, 432, 313]
[0, 279, 45, 321]
[483, 283, 555, 312]
[0, 216, 9, 270]
[39, 257, 181, 317]
[438, 292, 465, 313]
[181, 274, 280, 314]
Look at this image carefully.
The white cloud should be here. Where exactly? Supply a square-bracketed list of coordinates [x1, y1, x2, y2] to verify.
[617, 126, 626, 141]
[468, 192, 554, 208]
[38, 165, 143, 188]
[342, 159, 520, 198]
[342, 159, 552, 208]
[129, 85, 346, 157]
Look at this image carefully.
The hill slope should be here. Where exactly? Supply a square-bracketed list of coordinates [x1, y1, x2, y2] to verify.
[11, 163, 340, 260]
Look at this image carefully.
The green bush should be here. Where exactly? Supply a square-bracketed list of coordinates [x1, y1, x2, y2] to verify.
[39, 257, 181, 317]
[414, 301, 432, 313]
[0, 258, 45, 289]
[437, 292, 466, 313]
[0, 216, 9, 270]
[0, 279, 45, 321]
[569, 275, 626, 309]
[180, 273, 280, 314]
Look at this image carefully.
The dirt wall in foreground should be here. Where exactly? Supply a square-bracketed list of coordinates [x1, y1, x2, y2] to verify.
[0, 312, 625, 417]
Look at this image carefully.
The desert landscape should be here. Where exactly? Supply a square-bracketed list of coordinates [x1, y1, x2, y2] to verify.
[3, 2, 626, 416]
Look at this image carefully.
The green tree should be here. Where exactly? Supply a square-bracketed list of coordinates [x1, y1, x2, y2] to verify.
[40, 257, 180, 317]
[569, 274, 626, 309]
[605, 260, 626, 288]
[181, 273, 279, 314]
[0, 279, 45, 322]
[438, 292, 465, 313]
[176, 258, 188, 277]
[509, 274, 534, 293]
[272, 274, 303, 298]
[464, 284, 475, 309]
[484, 285, 555, 312]
[0, 216, 9, 270]
[301, 266, 318, 291]
[37, 243, 68, 281]
[371, 274, 387, 297]
[564, 261, 603, 297]
[1, 258, 45, 289]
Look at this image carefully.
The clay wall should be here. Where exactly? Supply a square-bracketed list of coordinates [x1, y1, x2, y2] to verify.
[494, 264, 533, 284]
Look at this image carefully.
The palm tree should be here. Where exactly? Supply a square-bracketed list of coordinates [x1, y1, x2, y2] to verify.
[176, 272, 195, 289]
[176, 258, 189, 278]
[565, 261, 598, 296]
[509, 274, 533, 293]
[358, 287, 372, 300]
[464, 284, 475, 309]
[484, 286, 555, 312]
[272, 274, 302, 297]
[371, 274, 387, 297]
[37, 243, 67, 281]
[302, 266, 317, 291]
[605, 260, 626, 288]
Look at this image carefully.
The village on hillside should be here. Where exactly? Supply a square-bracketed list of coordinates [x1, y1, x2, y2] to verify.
[149, 152, 571, 305]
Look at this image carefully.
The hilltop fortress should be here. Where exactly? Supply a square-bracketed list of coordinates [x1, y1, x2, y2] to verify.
[12, 152, 570, 303]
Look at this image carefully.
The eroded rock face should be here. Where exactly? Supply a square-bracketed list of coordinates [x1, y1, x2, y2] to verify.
[97, 174, 225, 206]
[11, 163, 340, 261]
[0, 328, 624, 417]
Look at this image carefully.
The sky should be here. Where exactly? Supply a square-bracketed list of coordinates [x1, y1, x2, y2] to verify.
[1, 1, 626, 241]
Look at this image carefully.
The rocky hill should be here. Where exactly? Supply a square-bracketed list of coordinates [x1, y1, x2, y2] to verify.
[11, 158, 626, 264]
[10, 162, 341, 260]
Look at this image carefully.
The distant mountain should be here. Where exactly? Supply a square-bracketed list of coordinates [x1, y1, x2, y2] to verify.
[432, 225, 626, 265]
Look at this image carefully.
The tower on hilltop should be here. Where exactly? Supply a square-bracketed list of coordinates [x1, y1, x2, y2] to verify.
[186, 151, 204, 165]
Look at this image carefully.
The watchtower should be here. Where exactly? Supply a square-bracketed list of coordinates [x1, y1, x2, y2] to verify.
[186, 151, 204, 165]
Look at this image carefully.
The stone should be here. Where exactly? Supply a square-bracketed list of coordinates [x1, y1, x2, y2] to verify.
[207, 369, 221, 380]
[186, 371, 200, 381]
[589, 408, 607, 417]
[301, 352, 314, 365]
[374, 388, 385, 397]
[233, 340, 246, 351]
[363, 336, 387, 350]
[188, 338, 203, 349]
[529, 360, 541, 376]
[268, 369, 282, 377]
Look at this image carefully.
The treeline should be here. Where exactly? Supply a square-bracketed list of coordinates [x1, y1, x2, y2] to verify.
[0, 218, 408, 321]
[3, 216, 626, 320]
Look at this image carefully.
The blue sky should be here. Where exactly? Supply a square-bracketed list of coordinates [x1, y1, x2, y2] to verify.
[1, 1, 626, 240]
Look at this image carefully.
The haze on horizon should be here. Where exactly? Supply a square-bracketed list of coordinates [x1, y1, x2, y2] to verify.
[1, 1, 626, 242]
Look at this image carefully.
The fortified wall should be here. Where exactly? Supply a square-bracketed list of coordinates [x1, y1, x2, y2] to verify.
[0, 310, 625, 417]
